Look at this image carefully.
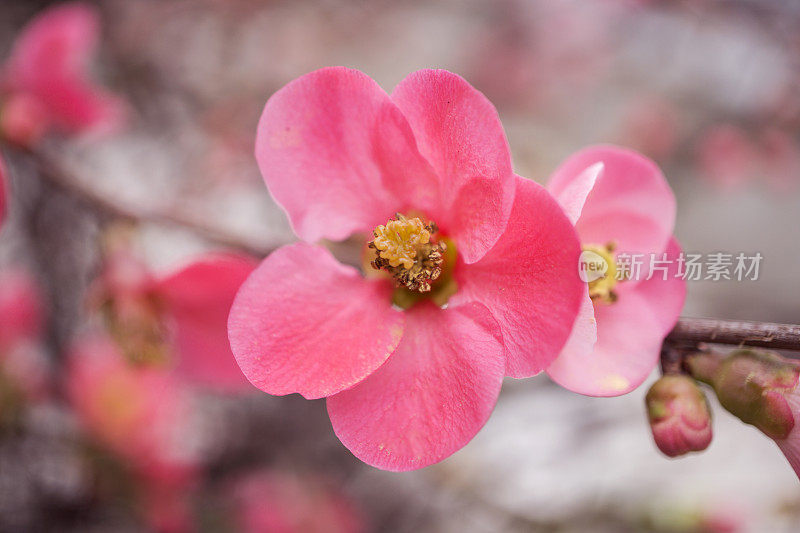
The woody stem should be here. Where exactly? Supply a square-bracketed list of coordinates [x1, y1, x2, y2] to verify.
[665, 317, 800, 351]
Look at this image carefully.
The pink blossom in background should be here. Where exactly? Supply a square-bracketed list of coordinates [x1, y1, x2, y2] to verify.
[617, 96, 680, 161]
[94, 249, 256, 392]
[697, 124, 800, 193]
[696, 124, 758, 191]
[67, 334, 199, 532]
[0, 268, 50, 403]
[0, 2, 127, 146]
[0, 155, 6, 227]
[759, 127, 800, 193]
[546, 146, 686, 396]
[0, 269, 44, 351]
[229, 470, 365, 533]
[229, 67, 584, 470]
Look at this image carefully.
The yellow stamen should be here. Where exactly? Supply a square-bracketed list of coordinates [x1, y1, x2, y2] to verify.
[368, 214, 445, 293]
[371, 214, 431, 270]
[581, 242, 619, 304]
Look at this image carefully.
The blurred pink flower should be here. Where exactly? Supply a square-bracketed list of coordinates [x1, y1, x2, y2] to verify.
[618, 97, 680, 160]
[759, 127, 800, 193]
[646, 375, 712, 457]
[67, 335, 199, 482]
[229, 67, 583, 470]
[0, 155, 6, 227]
[0, 269, 50, 403]
[546, 146, 686, 396]
[0, 2, 127, 146]
[697, 124, 800, 193]
[697, 124, 758, 191]
[0, 269, 43, 352]
[229, 471, 364, 533]
[94, 249, 256, 392]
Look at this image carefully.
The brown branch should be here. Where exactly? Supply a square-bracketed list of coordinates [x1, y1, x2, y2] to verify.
[666, 317, 800, 351]
[19, 147, 283, 258]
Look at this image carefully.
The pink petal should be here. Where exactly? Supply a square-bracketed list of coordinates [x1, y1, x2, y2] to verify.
[0, 269, 44, 352]
[548, 145, 676, 262]
[156, 254, 257, 392]
[547, 286, 664, 396]
[452, 176, 584, 378]
[557, 289, 598, 362]
[5, 3, 99, 83]
[255, 67, 438, 243]
[3, 2, 126, 134]
[327, 302, 504, 471]
[631, 237, 687, 337]
[391, 69, 515, 263]
[228, 243, 404, 399]
[552, 162, 603, 225]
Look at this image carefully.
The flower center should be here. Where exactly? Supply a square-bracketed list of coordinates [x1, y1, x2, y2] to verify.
[368, 213, 446, 293]
[581, 242, 619, 304]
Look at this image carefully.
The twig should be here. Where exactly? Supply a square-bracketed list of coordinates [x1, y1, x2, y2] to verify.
[666, 317, 800, 351]
[19, 147, 282, 258]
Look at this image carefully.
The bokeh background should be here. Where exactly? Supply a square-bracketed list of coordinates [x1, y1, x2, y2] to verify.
[1, 0, 799, 531]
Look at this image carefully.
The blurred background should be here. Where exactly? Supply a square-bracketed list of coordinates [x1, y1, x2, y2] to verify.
[0, 0, 799, 531]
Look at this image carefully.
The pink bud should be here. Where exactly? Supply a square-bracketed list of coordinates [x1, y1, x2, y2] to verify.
[646, 375, 713, 457]
[687, 349, 800, 480]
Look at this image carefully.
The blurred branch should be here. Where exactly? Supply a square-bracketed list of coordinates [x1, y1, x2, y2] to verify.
[20, 147, 281, 258]
[666, 317, 800, 351]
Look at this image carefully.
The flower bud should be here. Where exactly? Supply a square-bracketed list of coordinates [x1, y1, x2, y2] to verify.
[686, 349, 800, 479]
[646, 375, 712, 457]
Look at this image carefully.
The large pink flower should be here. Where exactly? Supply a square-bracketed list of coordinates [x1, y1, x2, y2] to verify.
[545, 146, 687, 396]
[94, 249, 256, 392]
[229, 67, 584, 470]
[0, 2, 126, 146]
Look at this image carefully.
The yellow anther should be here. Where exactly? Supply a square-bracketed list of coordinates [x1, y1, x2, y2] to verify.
[368, 214, 445, 293]
[581, 242, 619, 304]
[371, 214, 431, 270]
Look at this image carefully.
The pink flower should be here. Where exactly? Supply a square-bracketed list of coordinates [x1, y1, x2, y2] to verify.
[67, 335, 199, 482]
[617, 96, 679, 160]
[229, 470, 365, 533]
[545, 146, 686, 396]
[228, 67, 584, 470]
[646, 375, 712, 457]
[93, 248, 256, 392]
[0, 2, 126, 146]
[67, 334, 199, 532]
[0, 268, 43, 353]
[696, 124, 757, 191]
[0, 268, 50, 403]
